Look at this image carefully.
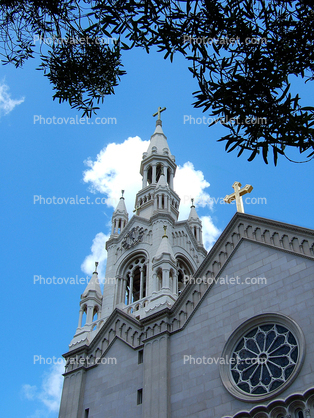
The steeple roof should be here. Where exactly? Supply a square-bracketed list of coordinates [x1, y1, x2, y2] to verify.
[188, 202, 200, 222]
[82, 270, 102, 300]
[146, 121, 171, 157]
[113, 191, 128, 216]
[154, 226, 176, 262]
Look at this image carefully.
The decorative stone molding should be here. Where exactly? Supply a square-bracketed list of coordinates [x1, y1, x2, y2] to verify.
[222, 387, 314, 418]
[195, 212, 314, 281]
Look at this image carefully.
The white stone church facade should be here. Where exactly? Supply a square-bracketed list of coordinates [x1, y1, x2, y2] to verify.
[58, 116, 314, 418]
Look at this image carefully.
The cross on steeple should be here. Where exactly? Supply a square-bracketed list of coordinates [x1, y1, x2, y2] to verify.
[133, 204, 140, 215]
[224, 181, 253, 213]
[94, 261, 99, 273]
[153, 106, 166, 121]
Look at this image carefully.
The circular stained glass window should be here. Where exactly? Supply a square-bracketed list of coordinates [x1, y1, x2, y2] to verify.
[231, 324, 298, 395]
[220, 314, 305, 402]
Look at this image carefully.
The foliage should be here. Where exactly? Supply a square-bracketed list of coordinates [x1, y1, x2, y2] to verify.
[1, 0, 314, 164]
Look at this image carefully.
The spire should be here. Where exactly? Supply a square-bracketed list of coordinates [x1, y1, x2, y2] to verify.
[188, 198, 200, 222]
[111, 190, 128, 235]
[146, 122, 171, 157]
[82, 262, 102, 300]
[114, 190, 128, 215]
[188, 199, 203, 245]
[154, 226, 176, 262]
[136, 108, 180, 220]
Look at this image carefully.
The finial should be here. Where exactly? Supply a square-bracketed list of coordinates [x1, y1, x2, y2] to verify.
[121, 190, 124, 199]
[94, 261, 99, 274]
[153, 106, 166, 125]
[163, 225, 168, 238]
[191, 198, 195, 207]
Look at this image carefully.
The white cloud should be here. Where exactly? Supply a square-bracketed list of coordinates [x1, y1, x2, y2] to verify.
[175, 161, 213, 220]
[83, 136, 148, 214]
[201, 215, 221, 250]
[82, 136, 221, 272]
[22, 362, 64, 417]
[0, 80, 24, 116]
[81, 232, 110, 278]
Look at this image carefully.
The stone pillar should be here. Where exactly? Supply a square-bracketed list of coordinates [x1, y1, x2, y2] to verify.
[152, 272, 157, 293]
[128, 274, 134, 305]
[152, 165, 156, 184]
[115, 278, 121, 304]
[140, 267, 144, 300]
[158, 194, 162, 209]
[78, 308, 83, 328]
[196, 227, 200, 243]
[58, 369, 86, 418]
[162, 269, 170, 289]
[143, 168, 147, 188]
[143, 335, 170, 418]
[86, 304, 94, 324]
[122, 278, 126, 304]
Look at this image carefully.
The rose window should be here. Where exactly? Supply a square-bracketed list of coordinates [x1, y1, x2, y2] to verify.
[231, 324, 298, 395]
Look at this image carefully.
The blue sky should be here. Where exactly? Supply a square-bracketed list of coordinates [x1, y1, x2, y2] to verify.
[1, 43, 313, 417]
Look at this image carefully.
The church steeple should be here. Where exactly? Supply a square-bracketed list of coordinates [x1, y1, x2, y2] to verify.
[135, 108, 180, 220]
[111, 190, 128, 236]
[72, 262, 102, 345]
[188, 199, 203, 245]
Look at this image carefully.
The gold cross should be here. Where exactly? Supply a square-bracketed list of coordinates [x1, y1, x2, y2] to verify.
[224, 181, 253, 213]
[153, 106, 166, 120]
[133, 204, 140, 215]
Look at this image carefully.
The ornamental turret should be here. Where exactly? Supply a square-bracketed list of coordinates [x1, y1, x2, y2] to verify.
[134, 109, 180, 221]
[111, 190, 128, 236]
[188, 199, 203, 246]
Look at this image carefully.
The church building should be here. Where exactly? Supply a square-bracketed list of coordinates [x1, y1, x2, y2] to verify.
[58, 110, 314, 418]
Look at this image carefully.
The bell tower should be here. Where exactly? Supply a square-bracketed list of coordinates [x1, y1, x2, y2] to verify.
[68, 108, 207, 348]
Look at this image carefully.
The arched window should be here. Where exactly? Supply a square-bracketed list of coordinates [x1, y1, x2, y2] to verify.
[167, 167, 171, 185]
[81, 304, 87, 326]
[295, 410, 304, 418]
[156, 268, 162, 291]
[147, 166, 152, 184]
[156, 163, 163, 182]
[177, 258, 193, 294]
[124, 257, 147, 305]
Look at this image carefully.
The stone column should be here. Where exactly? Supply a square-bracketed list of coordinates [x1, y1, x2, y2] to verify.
[163, 269, 170, 289]
[143, 335, 170, 418]
[78, 308, 83, 328]
[196, 227, 200, 243]
[158, 194, 162, 209]
[143, 168, 147, 188]
[140, 267, 144, 300]
[152, 272, 157, 293]
[128, 273, 134, 305]
[86, 304, 94, 324]
[152, 165, 156, 183]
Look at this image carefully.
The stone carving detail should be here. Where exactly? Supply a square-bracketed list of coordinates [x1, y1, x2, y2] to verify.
[201, 216, 314, 285]
[221, 387, 314, 418]
[121, 226, 144, 249]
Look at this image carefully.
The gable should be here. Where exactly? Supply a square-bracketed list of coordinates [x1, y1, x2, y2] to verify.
[169, 239, 314, 417]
